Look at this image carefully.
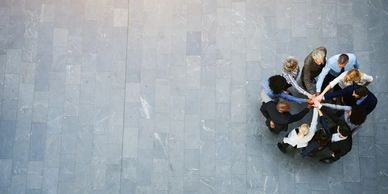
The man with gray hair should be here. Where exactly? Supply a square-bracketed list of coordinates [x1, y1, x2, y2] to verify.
[301, 47, 327, 94]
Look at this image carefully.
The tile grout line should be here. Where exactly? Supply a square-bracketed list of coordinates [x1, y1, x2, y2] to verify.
[119, 1, 131, 193]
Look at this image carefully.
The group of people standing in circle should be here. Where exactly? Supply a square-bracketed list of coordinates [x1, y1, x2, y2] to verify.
[260, 47, 377, 163]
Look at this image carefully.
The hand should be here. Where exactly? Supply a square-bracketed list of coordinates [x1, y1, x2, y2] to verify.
[306, 98, 314, 106]
[313, 98, 322, 109]
[270, 120, 276, 128]
[315, 94, 323, 102]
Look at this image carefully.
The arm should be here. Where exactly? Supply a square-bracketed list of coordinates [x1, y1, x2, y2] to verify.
[318, 109, 331, 136]
[286, 73, 312, 97]
[279, 92, 307, 104]
[324, 84, 360, 100]
[319, 72, 346, 98]
[315, 66, 331, 93]
[288, 108, 310, 123]
[309, 108, 319, 134]
[322, 103, 352, 112]
[320, 106, 344, 125]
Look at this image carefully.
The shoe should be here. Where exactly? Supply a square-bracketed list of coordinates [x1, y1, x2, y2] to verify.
[277, 142, 287, 153]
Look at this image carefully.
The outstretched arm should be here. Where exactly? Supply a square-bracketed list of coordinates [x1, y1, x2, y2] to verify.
[288, 107, 310, 123]
[279, 92, 307, 104]
[316, 66, 330, 93]
[322, 103, 352, 112]
[324, 84, 360, 100]
[285, 73, 312, 97]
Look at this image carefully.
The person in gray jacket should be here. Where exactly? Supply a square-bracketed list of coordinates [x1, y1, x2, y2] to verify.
[301, 47, 327, 94]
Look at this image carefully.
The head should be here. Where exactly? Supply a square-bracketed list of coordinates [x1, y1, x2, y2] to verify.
[337, 54, 349, 68]
[312, 48, 326, 65]
[344, 69, 362, 83]
[352, 86, 368, 99]
[282, 56, 299, 73]
[337, 125, 351, 138]
[276, 101, 290, 113]
[349, 106, 367, 125]
[268, 75, 288, 94]
[298, 123, 310, 136]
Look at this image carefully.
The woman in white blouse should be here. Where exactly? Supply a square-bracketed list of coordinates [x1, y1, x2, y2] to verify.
[277, 108, 318, 152]
[317, 69, 373, 100]
[282, 57, 313, 98]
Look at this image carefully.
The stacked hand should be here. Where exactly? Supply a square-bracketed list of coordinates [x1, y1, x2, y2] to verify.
[307, 93, 323, 108]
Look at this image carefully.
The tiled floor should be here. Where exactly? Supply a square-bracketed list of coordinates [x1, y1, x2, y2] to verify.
[1, 0, 388, 193]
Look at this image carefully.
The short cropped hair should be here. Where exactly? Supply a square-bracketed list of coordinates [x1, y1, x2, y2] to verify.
[312, 48, 326, 63]
[350, 106, 367, 125]
[276, 101, 290, 113]
[268, 75, 288, 94]
[338, 125, 351, 137]
[338, 54, 349, 64]
[354, 86, 368, 97]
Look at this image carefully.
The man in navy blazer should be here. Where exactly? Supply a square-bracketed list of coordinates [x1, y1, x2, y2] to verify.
[323, 85, 377, 115]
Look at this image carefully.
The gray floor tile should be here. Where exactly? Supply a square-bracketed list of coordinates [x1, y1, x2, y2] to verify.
[0, 1, 387, 193]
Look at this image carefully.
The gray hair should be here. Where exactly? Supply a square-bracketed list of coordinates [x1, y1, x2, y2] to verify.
[312, 49, 325, 62]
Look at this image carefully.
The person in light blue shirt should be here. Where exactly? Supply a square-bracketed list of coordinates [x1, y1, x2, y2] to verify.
[261, 75, 310, 104]
[315, 53, 360, 94]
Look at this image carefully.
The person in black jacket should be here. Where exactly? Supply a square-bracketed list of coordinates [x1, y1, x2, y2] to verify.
[260, 100, 311, 134]
[319, 124, 352, 163]
[323, 85, 377, 115]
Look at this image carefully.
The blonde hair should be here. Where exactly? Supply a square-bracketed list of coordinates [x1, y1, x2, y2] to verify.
[299, 123, 310, 136]
[312, 49, 325, 64]
[344, 69, 362, 83]
[282, 56, 298, 73]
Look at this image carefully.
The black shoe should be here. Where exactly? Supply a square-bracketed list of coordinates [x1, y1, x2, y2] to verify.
[277, 142, 287, 153]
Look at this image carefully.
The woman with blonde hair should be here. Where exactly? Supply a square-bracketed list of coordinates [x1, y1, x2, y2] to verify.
[281, 56, 313, 98]
[277, 108, 319, 152]
[316, 69, 373, 100]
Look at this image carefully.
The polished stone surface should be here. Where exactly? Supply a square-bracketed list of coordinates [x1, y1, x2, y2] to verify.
[1, 0, 388, 193]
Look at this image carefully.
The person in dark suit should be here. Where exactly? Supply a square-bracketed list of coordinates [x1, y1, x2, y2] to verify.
[260, 100, 311, 134]
[323, 85, 377, 115]
[319, 124, 352, 163]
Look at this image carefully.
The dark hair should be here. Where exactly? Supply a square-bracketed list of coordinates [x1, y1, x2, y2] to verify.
[268, 75, 288, 94]
[338, 125, 351, 137]
[338, 54, 349, 64]
[350, 106, 367, 125]
[354, 86, 368, 97]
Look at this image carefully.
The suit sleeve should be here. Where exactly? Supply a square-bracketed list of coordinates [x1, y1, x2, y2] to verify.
[303, 56, 316, 94]
[320, 106, 346, 126]
[288, 108, 310, 123]
[324, 84, 360, 100]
